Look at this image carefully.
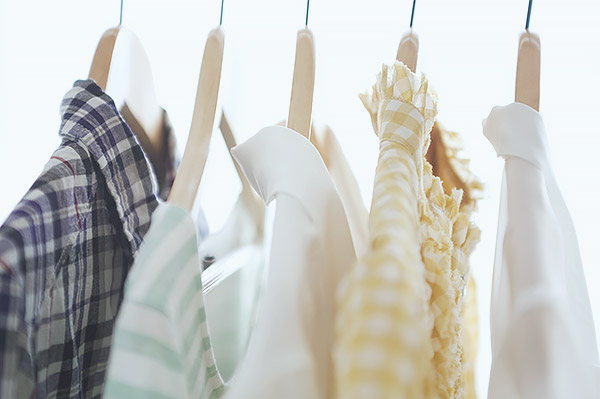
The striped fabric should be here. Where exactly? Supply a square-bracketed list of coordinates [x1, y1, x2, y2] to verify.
[0, 80, 177, 399]
[104, 203, 225, 399]
[335, 62, 438, 398]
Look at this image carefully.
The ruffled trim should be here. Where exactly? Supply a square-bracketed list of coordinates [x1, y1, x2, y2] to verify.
[360, 61, 438, 145]
[420, 167, 462, 398]
[453, 195, 480, 399]
[430, 123, 484, 210]
[419, 129, 482, 398]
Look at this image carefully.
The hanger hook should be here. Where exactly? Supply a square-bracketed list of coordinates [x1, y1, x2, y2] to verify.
[220, 0, 224, 25]
[305, 0, 310, 26]
[119, 0, 123, 25]
[409, 0, 416, 28]
[525, 0, 533, 30]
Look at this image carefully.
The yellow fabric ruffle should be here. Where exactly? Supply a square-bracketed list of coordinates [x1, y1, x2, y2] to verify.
[427, 123, 482, 398]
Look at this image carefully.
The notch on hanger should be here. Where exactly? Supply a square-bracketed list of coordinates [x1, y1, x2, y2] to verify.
[168, 2, 225, 211]
[515, 0, 540, 111]
[396, 0, 419, 72]
[287, 0, 315, 139]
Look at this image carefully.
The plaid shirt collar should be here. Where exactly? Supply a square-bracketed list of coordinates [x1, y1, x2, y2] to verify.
[0, 79, 182, 398]
[58, 79, 161, 256]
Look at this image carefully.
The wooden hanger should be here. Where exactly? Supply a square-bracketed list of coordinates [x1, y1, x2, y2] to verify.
[89, 8, 164, 158]
[89, 26, 121, 92]
[396, 0, 419, 72]
[515, 0, 540, 111]
[168, 27, 225, 211]
[396, 30, 419, 72]
[219, 111, 253, 199]
[220, 111, 265, 233]
[287, 1, 315, 139]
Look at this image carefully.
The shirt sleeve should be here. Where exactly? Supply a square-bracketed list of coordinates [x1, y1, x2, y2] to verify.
[335, 61, 437, 399]
[484, 103, 600, 398]
[489, 155, 572, 398]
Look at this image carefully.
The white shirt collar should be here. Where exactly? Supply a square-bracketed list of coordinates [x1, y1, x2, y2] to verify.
[232, 125, 337, 220]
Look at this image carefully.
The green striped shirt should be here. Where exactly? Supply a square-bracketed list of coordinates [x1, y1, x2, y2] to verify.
[104, 203, 225, 399]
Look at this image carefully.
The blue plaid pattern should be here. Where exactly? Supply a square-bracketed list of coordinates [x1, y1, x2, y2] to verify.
[0, 80, 177, 398]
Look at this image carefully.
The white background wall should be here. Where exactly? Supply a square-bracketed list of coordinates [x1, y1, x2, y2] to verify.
[1, 0, 599, 396]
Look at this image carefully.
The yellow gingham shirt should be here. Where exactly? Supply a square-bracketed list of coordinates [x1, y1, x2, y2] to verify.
[335, 62, 480, 399]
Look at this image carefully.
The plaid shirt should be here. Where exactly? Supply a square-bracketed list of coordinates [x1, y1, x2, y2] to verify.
[0, 80, 177, 398]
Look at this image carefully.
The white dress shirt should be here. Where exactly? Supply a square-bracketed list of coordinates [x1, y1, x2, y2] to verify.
[312, 124, 369, 258]
[224, 125, 356, 399]
[484, 102, 600, 398]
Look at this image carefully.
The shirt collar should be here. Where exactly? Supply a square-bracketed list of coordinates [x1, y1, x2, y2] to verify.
[231, 125, 338, 222]
[58, 79, 159, 255]
[483, 102, 549, 169]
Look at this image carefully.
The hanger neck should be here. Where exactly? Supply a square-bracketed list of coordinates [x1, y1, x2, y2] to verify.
[396, 29, 419, 73]
[168, 27, 225, 211]
[287, 27, 315, 139]
[89, 26, 122, 91]
[515, 30, 541, 111]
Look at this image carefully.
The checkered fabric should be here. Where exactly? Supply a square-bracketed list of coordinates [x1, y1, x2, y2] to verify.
[0, 80, 176, 399]
[336, 62, 482, 399]
[335, 62, 438, 399]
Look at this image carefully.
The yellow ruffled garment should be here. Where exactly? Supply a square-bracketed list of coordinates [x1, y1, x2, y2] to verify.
[335, 61, 481, 399]
[428, 123, 482, 398]
[420, 161, 464, 398]
[335, 62, 437, 399]
[418, 110, 482, 399]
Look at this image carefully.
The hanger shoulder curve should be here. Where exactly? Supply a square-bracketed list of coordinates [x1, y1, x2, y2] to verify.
[168, 27, 225, 211]
[89, 26, 164, 166]
[515, 30, 541, 111]
[287, 27, 315, 139]
[396, 30, 419, 73]
[89, 26, 122, 90]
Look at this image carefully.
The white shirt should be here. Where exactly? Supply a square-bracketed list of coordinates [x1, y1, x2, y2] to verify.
[201, 193, 267, 381]
[224, 125, 356, 399]
[483, 102, 600, 398]
[312, 124, 369, 258]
